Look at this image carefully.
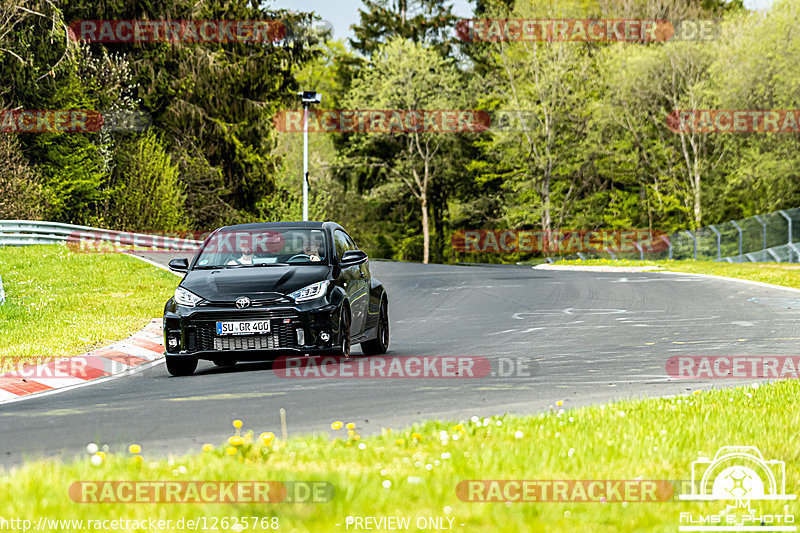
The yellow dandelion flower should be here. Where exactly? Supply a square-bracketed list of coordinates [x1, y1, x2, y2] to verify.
[96, 451, 106, 459]
[331, 421, 343, 430]
[225, 447, 237, 456]
[396, 439, 405, 445]
[346, 422, 356, 430]
[228, 436, 245, 446]
[128, 444, 142, 454]
[202, 444, 214, 452]
[232, 419, 243, 429]
[354, 434, 360, 441]
[411, 432, 422, 441]
[453, 424, 463, 432]
[259, 432, 275, 443]
[130, 455, 143, 464]
[347, 429, 355, 437]
[556, 400, 563, 406]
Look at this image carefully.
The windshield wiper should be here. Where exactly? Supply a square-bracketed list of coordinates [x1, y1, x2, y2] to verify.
[240, 263, 289, 267]
[193, 263, 289, 269]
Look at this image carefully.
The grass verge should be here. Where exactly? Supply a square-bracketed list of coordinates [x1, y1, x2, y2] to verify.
[1, 382, 797, 531]
[0, 245, 178, 372]
[555, 258, 800, 290]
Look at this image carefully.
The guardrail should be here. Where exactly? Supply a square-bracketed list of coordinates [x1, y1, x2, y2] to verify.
[0, 220, 203, 251]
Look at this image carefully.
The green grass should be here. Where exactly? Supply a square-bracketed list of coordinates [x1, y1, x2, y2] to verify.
[0, 245, 178, 372]
[554, 258, 800, 290]
[1, 382, 798, 531]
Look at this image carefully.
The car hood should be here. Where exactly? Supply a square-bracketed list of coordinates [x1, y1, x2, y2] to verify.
[181, 265, 331, 302]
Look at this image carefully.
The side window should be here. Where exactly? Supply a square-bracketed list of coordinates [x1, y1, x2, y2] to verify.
[334, 230, 349, 259]
[343, 233, 358, 251]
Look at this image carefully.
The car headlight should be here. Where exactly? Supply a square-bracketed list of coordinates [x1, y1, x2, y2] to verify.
[288, 280, 329, 302]
[174, 286, 204, 307]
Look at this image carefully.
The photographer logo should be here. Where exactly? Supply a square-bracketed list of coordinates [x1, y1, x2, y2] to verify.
[678, 446, 796, 531]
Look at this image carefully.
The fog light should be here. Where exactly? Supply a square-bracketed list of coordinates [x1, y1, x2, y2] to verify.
[296, 328, 305, 346]
[320, 332, 330, 342]
[168, 337, 179, 349]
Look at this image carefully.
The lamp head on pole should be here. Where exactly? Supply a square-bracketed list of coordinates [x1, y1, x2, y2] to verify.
[298, 91, 322, 105]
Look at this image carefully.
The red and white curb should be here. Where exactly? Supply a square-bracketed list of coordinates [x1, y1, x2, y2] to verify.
[0, 319, 164, 403]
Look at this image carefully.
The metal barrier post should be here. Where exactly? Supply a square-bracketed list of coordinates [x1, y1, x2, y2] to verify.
[779, 210, 792, 244]
[780, 210, 793, 262]
[685, 230, 697, 260]
[754, 215, 767, 262]
[790, 243, 800, 264]
[709, 225, 721, 260]
[731, 220, 743, 260]
[661, 235, 672, 260]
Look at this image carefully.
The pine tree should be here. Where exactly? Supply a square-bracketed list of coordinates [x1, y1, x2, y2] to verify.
[350, 0, 459, 56]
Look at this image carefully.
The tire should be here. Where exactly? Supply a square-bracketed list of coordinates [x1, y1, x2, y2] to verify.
[334, 306, 351, 359]
[361, 298, 389, 356]
[166, 356, 198, 376]
[213, 359, 237, 367]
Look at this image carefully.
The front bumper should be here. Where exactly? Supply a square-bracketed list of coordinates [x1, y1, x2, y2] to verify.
[163, 302, 341, 361]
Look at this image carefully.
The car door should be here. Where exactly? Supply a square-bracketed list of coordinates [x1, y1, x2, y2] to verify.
[343, 231, 371, 336]
[335, 229, 368, 336]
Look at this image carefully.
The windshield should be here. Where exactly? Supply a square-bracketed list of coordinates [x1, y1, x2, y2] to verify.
[194, 228, 328, 268]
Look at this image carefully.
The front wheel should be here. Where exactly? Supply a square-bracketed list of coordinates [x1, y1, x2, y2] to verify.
[333, 307, 351, 359]
[361, 299, 389, 355]
[166, 356, 197, 376]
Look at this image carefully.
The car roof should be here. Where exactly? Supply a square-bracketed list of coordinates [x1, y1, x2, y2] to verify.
[216, 221, 341, 232]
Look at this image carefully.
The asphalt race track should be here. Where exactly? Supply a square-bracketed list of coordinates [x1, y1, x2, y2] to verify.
[2, 257, 799, 466]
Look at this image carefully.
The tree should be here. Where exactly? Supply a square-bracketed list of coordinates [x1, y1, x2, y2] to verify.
[474, 2, 594, 241]
[598, 41, 721, 229]
[703, 0, 800, 219]
[342, 38, 465, 263]
[59, 0, 324, 228]
[0, 134, 49, 219]
[106, 132, 187, 232]
[350, 0, 459, 57]
[0, 0, 109, 224]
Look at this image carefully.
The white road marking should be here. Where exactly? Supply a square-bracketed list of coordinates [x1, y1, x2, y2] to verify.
[606, 276, 701, 283]
[125, 253, 183, 277]
[659, 270, 800, 294]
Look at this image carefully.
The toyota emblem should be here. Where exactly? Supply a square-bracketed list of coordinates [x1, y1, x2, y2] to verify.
[235, 297, 251, 309]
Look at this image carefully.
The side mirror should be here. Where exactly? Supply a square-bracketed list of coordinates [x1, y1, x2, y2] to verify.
[168, 258, 189, 272]
[340, 250, 368, 267]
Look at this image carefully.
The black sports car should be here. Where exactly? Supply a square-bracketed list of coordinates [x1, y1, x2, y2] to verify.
[162, 222, 389, 376]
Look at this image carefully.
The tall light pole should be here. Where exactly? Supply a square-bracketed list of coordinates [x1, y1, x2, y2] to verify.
[297, 91, 321, 221]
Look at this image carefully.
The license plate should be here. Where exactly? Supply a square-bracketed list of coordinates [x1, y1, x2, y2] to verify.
[216, 320, 271, 335]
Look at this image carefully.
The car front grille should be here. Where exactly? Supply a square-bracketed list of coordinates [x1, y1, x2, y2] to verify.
[213, 335, 277, 350]
[190, 319, 298, 351]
